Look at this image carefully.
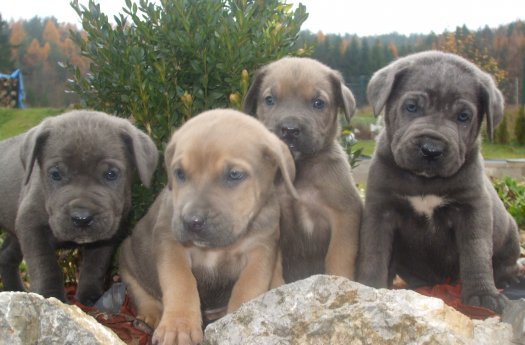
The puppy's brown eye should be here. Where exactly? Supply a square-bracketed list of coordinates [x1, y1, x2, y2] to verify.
[312, 98, 325, 109]
[264, 96, 275, 106]
[175, 168, 186, 182]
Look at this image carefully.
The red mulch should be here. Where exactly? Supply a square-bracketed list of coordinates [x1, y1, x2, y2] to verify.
[414, 283, 498, 319]
[66, 286, 152, 345]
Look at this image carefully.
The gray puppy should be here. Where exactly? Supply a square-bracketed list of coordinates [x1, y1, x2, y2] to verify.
[357, 51, 521, 313]
[244, 57, 362, 283]
[0, 110, 158, 304]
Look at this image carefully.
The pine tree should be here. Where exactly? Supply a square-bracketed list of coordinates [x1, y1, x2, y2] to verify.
[0, 14, 14, 71]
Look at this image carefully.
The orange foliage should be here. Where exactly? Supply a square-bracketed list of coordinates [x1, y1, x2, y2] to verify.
[23, 39, 47, 66]
[316, 31, 326, 43]
[42, 20, 60, 44]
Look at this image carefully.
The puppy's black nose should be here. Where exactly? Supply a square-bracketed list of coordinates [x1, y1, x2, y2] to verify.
[280, 123, 300, 141]
[183, 215, 207, 233]
[70, 208, 94, 228]
[420, 141, 445, 161]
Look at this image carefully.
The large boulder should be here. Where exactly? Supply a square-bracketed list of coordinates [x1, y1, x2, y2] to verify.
[204, 275, 513, 345]
[0, 291, 125, 345]
[502, 298, 525, 344]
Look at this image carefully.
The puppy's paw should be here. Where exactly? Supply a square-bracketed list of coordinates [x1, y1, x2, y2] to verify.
[152, 317, 203, 345]
[76, 287, 103, 306]
[466, 292, 508, 314]
[135, 299, 163, 328]
[137, 312, 161, 329]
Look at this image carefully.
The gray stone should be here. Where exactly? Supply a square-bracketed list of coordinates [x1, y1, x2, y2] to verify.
[204, 275, 513, 345]
[502, 299, 525, 344]
[0, 291, 124, 345]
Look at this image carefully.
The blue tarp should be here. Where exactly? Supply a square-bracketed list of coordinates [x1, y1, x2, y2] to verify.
[0, 69, 25, 108]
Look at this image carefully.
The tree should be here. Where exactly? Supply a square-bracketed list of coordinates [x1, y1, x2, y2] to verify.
[23, 38, 48, 67]
[436, 27, 507, 85]
[9, 21, 26, 64]
[0, 14, 13, 71]
[42, 19, 60, 45]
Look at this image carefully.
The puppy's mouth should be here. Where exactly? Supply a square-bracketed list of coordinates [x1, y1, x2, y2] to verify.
[392, 134, 465, 178]
[49, 211, 120, 243]
[174, 220, 242, 249]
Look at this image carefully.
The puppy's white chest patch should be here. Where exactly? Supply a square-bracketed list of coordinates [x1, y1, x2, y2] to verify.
[406, 195, 447, 218]
[190, 249, 221, 270]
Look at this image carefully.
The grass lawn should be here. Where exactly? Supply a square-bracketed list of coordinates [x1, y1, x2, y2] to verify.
[0, 108, 65, 140]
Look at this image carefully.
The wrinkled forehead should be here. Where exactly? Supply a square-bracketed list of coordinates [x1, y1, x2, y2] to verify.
[396, 63, 480, 104]
[173, 125, 263, 169]
[263, 63, 334, 98]
[42, 126, 127, 163]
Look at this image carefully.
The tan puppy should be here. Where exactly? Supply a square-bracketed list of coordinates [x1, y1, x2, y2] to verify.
[244, 57, 363, 282]
[119, 109, 298, 345]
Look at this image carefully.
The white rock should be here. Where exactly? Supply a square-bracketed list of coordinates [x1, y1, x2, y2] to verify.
[204, 275, 513, 345]
[0, 291, 125, 345]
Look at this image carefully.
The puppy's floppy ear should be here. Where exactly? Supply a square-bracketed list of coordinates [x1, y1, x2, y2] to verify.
[20, 124, 50, 185]
[330, 73, 356, 123]
[120, 123, 159, 188]
[478, 74, 504, 142]
[263, 137, 299, 200]
[367, 62, 407, 117]
[163, 133, 177, 189]
[243, 68, 267, 116]
[341, 84, 357, 122]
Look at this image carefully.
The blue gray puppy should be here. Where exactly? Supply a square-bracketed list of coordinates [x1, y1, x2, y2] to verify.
[0, 110, 158, 304]
[357, 51, 520, 313]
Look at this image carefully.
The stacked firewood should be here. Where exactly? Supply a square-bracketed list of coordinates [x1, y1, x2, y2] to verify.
[0, 78, 18, 108]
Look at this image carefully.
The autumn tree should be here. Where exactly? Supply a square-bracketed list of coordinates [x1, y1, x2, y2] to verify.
[8, 21, 26, 64]
[42, 19, 60, 44]
[7, 16, 90, 106]
[435, 28, 507, 84]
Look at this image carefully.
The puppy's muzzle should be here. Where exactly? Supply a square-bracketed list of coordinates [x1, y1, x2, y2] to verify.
[70, 207, 95, 228]
[183, 214, 208, 234]
[280, 123, 300, 142]
[277, 120, 302, 148]
[417, 137, 446, 162]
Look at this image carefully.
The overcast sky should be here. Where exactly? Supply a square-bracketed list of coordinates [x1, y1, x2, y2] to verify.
[2, 0, 524, 36]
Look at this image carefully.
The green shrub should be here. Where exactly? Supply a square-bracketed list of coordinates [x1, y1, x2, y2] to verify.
[340, 127, 363, 169]
[515, 106, 525, 145]
[493, 176, 525, 228]
[68, 0, 308, 222]
[495, 115, 510, 144]
[69, 0, 308, 146]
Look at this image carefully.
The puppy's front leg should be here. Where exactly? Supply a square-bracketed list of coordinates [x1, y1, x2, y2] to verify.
[356, 201, 395, 288]
[227, 240, 278, 312]
[76, 243, 115, 305]
[0, 234, 25, 291]
[16, 216, 65, 301]
[324, 207, 361, 280]
[455, 207, 507, 313]
[153, 239, 202, 345]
